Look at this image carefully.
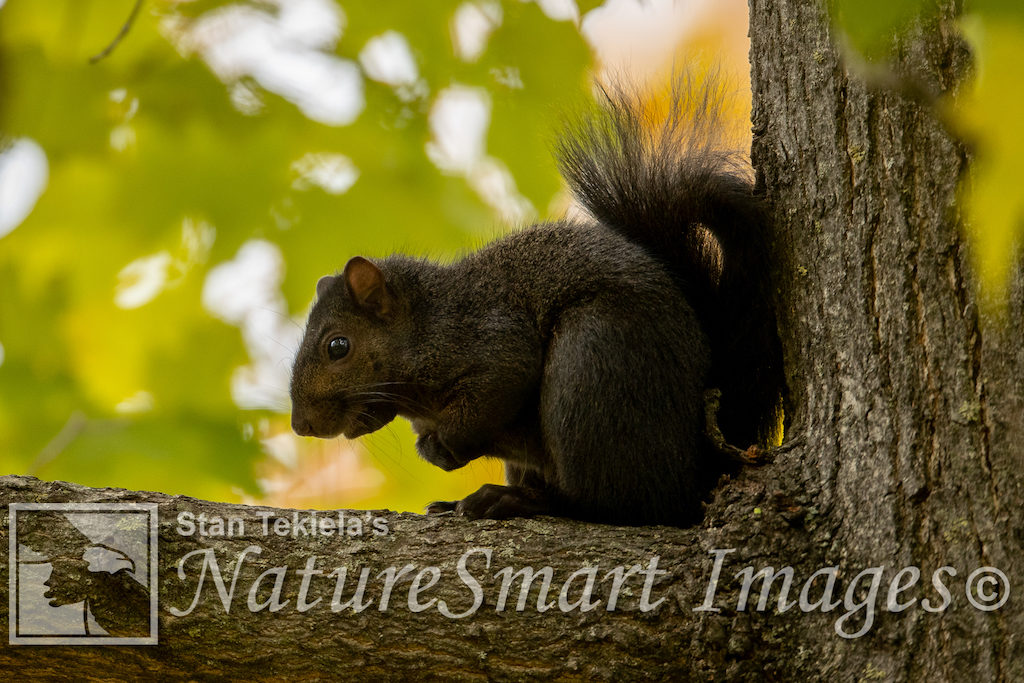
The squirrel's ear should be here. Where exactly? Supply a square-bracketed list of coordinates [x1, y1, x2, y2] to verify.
[343, 257, 392, 317]
[316, 275, 336, 299]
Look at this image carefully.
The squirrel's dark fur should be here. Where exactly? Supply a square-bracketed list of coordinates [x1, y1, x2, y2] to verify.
[290, 75, 782, 526]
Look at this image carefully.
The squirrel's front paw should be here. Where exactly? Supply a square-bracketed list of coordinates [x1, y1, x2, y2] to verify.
[416, 432, 466, 472]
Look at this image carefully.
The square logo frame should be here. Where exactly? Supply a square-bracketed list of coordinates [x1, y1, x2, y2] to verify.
[9, 502, 159, 645]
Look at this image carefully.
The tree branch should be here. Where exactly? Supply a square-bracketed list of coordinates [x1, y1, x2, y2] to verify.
[89, 0, 144, 64]
[1, 473, 828, 679]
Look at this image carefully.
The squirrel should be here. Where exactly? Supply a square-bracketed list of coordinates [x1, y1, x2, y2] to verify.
[289, 75, 783, 526]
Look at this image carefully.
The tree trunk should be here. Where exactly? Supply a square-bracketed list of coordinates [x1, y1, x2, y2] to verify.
[3, 1, 1021, 680]
[749, 0, 1024, 678]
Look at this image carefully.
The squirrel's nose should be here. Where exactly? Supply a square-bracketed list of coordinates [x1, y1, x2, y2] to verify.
[291, 414, 314, 436]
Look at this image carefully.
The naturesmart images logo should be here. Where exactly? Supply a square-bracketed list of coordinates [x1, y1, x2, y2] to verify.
[8, 503, 159, 645]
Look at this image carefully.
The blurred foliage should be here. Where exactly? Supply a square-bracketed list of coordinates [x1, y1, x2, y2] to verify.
[831, 0, 1024, 303]
[957, 14, 1024, 305]
[0, 0, 590, 509]
[4, 0, 1016, 514]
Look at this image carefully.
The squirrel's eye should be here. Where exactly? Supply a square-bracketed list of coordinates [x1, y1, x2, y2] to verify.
[327, 336, 350, 360]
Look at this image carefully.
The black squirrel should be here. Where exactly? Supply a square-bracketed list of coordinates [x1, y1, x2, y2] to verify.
[289, 75, 782, 526]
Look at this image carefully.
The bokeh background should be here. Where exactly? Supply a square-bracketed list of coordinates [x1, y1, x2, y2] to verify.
[1, 0, 1019, 512]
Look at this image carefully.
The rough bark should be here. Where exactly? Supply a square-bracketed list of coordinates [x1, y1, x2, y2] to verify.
[3, 0, 1022, 680]
[1, 473, 815, 681]
[750, 0, 1024, 678]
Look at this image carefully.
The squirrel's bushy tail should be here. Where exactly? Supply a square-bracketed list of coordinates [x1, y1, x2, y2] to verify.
[555, 73, 783, 447]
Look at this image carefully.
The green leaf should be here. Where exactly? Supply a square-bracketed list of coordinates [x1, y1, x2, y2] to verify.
[830, 0, 926, 59]
[956, 17, 1024, 303]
